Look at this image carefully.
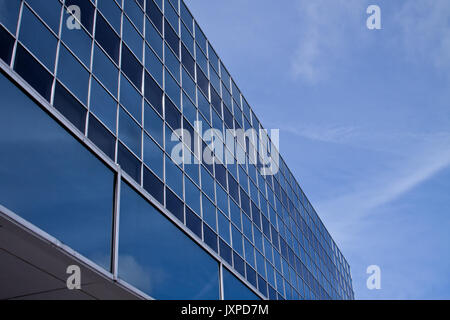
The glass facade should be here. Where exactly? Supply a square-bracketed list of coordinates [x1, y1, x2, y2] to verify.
[0, 0, 354, 300]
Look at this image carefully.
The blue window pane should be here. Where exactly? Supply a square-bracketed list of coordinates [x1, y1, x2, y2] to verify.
[95, 13, 120, 64]
[61, 18, 92, 68]
[0, 24, 14, 64]
[88, 115, 116, 160]
[13, 44, 53, 101]
[182, 68, 195, 102]
[202, 195, 216, 230]
[146, 0, 162, 33]
[165, 43, 180, 82]
[166, 187, 184, 222]
[19, 6, 57, 71]
[144, 71, 163, 114]
[65, 0, 95, 34]
[26, 0, 61, 33]
[97, 0, 121, 33]
[144, 102, 163, 146]
[53, 81, 87, 132]
[57, 45, 89, 104]
[145, 44, 163, 85]
[196, 44, 208, 76]
[143, 166, 164, 204]
[146, 18, 163, 59]
[219, 239, 232, 265]
[181, 22, 194, 56]
[164, 19, 179, 57]
[242, 214, 253, 241]
[164, 0, 178, 33]
[186, 207, 202, 238]
[203, 223, 218, 252]
[201, 166, 215, 202]
[165, 96, 181, 130]
[119, 182, 220, 299]
[223, 268, 259, 300]
[195, 23, 207, 53]
[218, 212, 231, 244]
[119, 107, 141, 157]
[232, 226, 244, 256]
[185, 176, 200, 214]
[0, 72, 113, 271]
[180, 1, 193, 33]
[244, 238, 255, 268]
[233, 252, 245, 277]
[124, 0, 144, 32]
[165, 156, 183, 198]
[0, 0, 21, 34]
[121, 44, 143, 90]
[118, 142, 141, 183]
[123, 15, 143, 61]
[143, 132, 163, 178]
[120, 74, 142, 123]
[182, 92, 196, 125]
[93, 44, 119, 97]
[90, 78, 117, 133]
[165, 68, 180, 108]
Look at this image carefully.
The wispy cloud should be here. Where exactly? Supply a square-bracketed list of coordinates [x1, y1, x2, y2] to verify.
[291, 0, 365, 84]
[395, 0, 450, 71]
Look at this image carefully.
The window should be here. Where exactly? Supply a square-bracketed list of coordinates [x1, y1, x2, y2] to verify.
[223, 268, 259, 300]
[26, 0, 61, 33]
[165, 68, 180, 108]
[0, 25, 14, 64]
[97, 0, 121, 33]
[0, 72, 113, 271]
[0, 0, 21, 33]
[203, 223, 218, 252]
[65, 0, 95, 34]
[124, 0, 144, 32]
[195, 23, 207, 54]
[90, 78, 117, 133]
[143, 166, 164, 204]
[88, 115, 116, 160]
[145, 44, 163, 85]
[13, 44, 53, 101]
[143, 132, 163, 178]
[186, 207, 202, 238]
[181, 44, 195, 79]
[120, 74, 142, 122]
[164, 19, 179, 57]
[53, 81, 87, 132]
[121, 44, 143, 90]
[180, 1, 193, 33]
[119, 107, 141, 157]
[123, 15, 143, 61]
[165, 187, 184, 222]
[197, 66, 209, 99]
[119, 182, 220, 299]
[93, 44, 119, 97]
[185, 176, 200, 214]
[57, 45, 89, 104]
[96, 13, 120, 64]
[146, 17, 163, 58]
[165, 96, 181, 130]
[144, 102, 163, 145]
[118, 142, 141, 183]
[165, 43, 180, 82]
[146, 0, 162, 33]
[165, 156, 183, 199]
[61, 17, 92, 68]
[144, 71, 163, 114]
[19, 6, 57, 71]
[164, 0, 179, 33]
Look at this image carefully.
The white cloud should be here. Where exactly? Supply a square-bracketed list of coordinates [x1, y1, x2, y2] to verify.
[395, 0, 450, 71]
[291, 0, 365, 84]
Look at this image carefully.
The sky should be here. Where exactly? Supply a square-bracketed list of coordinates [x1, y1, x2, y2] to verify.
[185, 0, 450, 299]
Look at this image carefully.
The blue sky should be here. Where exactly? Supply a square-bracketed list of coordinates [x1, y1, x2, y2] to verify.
[185, 0, 450, 299]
